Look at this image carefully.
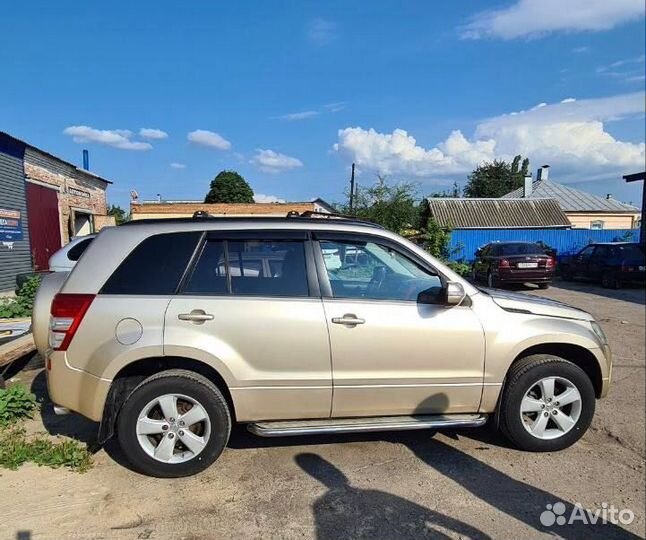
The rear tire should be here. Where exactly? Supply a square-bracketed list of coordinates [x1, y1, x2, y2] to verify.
[537, 282, 550, 290]
[601, 272, 621, 289]
[499, 355, 595, 452]
[117, 369, 231, 477]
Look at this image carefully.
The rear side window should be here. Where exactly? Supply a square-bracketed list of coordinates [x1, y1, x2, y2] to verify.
[229, 240, 308, 296]
[67, 237, 93, 261]
[183, 239, 309, 297]
[101, 232, 201, 295]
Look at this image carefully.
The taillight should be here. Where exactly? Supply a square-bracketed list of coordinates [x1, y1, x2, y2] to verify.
[49, 294, 95, 351]
[546, 257, 555, 268]
[497, 259, 510, 268]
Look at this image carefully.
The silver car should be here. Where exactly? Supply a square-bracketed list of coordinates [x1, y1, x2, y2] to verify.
[33, 215, 612, 477]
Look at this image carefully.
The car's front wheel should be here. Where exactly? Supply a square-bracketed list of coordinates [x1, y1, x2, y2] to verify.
[499, 355, 595, 452]
[117, 369, 231, 477]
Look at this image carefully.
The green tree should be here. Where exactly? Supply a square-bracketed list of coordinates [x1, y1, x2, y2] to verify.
[463, 155, 529, 198]
[340, 175, 419, 234]
[204, 170, 255, 203]
[107, 204, 128, 225]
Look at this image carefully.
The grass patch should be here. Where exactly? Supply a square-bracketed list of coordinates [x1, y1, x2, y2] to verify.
[0, 384, 93, 472]
[0, 384, 38, 427]
[0, 427, 93, 472]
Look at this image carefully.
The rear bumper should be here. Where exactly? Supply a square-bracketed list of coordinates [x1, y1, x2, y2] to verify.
[494, 270, 554, 283]
[46, 351, 111, 422]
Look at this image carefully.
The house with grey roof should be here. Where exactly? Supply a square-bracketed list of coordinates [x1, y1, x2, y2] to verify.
[503, 166, 640, 230]
[423, 197, 571, 229]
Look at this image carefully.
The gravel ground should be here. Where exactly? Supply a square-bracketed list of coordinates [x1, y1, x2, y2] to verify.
[1, 282, 644, 540]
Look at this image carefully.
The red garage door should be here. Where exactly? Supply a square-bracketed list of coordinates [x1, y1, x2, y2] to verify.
[26, 183, 61, 271]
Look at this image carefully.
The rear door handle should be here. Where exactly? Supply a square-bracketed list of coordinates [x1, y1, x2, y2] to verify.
[178, 309, 214, 324]
[331, 314, 365, 326]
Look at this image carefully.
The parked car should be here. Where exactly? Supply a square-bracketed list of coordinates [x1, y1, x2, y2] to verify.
[33, 215, 612, 477]
[471, 241, 555, 289]
[48, 235, 95, 272]
[560, 242, 646, 289]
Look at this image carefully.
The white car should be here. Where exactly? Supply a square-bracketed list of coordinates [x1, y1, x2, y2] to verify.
[48, 235, 95, 272]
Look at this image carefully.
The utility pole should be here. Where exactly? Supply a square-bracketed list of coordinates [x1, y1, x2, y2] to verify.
[349, 163, 356, 214]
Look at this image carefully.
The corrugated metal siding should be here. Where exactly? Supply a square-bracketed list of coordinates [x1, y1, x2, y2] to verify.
[448, 228, 640, 262]
[0, 147, 31, 293]
[426, 198, 571, 229]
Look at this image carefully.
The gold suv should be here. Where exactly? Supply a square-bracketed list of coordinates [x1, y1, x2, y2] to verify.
[33, 215, 611, 477]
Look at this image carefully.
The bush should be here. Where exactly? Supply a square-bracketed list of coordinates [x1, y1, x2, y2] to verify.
[0, 274, 41, 318]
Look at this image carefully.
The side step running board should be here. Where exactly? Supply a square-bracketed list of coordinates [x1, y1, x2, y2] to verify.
[247, 414, 488, 437]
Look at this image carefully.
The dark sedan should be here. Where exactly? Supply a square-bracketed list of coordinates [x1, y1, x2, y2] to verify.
[471, 241, 555, 289]
[560, 242, 645, 289]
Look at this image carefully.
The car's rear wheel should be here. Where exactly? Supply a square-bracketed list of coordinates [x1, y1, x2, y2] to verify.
[117, 369, 231, 477]
[601, 272, 621, 289]
[537, 282, 550, 289]
[499, 355, 595, 452]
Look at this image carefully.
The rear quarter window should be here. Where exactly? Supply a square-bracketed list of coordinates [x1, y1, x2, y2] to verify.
[101, 232, 202, 295]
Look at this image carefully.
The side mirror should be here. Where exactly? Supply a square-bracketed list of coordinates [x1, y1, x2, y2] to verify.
[446, 281, 466, 306]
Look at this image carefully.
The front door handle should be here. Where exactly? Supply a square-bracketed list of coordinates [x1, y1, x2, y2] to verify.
[331, 314, 365, 326]
[178, 309, 214, 324]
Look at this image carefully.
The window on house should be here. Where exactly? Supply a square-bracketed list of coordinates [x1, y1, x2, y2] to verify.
[591, 220, 604, 230]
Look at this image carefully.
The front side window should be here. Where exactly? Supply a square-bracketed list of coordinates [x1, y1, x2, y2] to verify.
[320, 240, 442, 302]
[184, 238, 309, 297]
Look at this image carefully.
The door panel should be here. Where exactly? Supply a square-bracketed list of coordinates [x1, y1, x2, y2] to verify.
[325, 299, 485, 417]
[165, 297, 332, 421]
[314, 234, 485, 418]
[26, 183, 61, 270]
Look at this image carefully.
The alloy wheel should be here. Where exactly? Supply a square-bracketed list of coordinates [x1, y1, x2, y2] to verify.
[519, 376, 582, 440]
[136, 393, 211, 463]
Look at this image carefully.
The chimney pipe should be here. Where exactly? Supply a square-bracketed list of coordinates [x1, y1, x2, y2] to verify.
[537, 164, 550, 182]
[606, 193, 613, 200]
[524, 174, 533, 198]
[82, 149, 89, 170]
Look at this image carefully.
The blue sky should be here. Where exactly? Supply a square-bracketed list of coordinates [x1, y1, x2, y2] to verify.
[1, 1, 644, 210]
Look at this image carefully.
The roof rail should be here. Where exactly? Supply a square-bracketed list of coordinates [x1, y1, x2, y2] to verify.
[288, 210, 384, 228]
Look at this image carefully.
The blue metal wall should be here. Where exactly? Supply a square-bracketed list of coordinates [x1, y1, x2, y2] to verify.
[448, 228, 639, 262]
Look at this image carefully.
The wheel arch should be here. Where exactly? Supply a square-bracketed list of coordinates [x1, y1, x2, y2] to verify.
[98, 356, 236, 443]
[493, 342, 603, 429]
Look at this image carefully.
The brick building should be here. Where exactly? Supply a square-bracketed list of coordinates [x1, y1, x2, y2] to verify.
[130, 198, 335, 220]
[0, 131, 114, 292]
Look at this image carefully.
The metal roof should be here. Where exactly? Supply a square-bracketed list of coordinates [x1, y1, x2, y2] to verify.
[502, 179, 638, 213]
[425, 197, 571, 229]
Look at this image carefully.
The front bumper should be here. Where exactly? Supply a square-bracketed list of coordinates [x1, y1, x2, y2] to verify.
[46, 351, 111, 422]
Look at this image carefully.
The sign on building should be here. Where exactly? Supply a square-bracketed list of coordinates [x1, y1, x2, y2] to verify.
[0, 208, 23, 241]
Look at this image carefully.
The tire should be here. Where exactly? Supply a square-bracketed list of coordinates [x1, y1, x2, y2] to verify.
[601, 272, 621, 289]
[117, 369, 231, 477]
[499, 355, 595, 452]
[537, 282, 550, 290]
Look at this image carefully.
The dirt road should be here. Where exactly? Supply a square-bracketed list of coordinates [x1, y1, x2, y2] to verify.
[2, 283, 644, 539]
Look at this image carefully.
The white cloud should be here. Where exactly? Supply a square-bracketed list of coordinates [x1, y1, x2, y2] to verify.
[324, 102, 346, 112]
[250, 149, 304, 173]
[170, 162, 186, 169]
[187, 129, 232, 150]
[139, 128, 168, 140]
[307, 18, 336, 45]
[254, 193, 286, 203]
[461, 0, 645, 40]
[63, 125, 152, 151]
[333, 92, 646, 182]
[275, 111, 320, 121]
